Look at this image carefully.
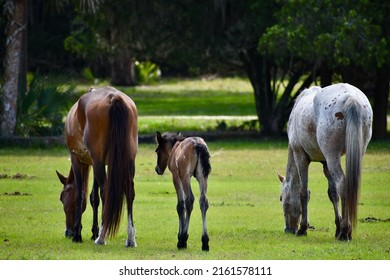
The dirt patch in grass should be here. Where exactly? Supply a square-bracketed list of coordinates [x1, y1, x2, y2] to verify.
[0, 173, 35, 179]
[2, 191, 32, 196]
[360, 216, 390, 223]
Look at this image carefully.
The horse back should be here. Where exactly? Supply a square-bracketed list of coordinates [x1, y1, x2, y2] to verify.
[65, 86, 137, 164]
[168, 137, 209, 178]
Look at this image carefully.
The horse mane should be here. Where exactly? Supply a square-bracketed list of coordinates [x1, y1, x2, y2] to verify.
[163, 132, 186, 147]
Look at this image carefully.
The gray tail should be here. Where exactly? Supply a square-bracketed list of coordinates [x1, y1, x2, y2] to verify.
[195, 144, 211, 178]
[345, 97, 363, 228]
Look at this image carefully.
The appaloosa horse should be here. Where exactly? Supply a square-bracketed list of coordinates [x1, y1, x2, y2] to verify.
[155, 132, 211, 251]
[278, 83, 372, 241]
[56, 86, 138, 247]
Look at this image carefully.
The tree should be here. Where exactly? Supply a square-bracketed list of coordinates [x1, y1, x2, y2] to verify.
[0, 0, 100, 136]
[247, 0, 389, 138]
[1, 0, 26, 136]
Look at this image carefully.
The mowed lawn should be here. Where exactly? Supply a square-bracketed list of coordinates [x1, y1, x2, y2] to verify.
[0, 140, 389, 260]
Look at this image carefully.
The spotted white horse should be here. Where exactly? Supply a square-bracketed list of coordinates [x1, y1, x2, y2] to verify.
[278, 83, 372, 241]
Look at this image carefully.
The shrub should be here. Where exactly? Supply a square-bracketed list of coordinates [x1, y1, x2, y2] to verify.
[135, 60, 161, 84]
[16, 72, 76, 136]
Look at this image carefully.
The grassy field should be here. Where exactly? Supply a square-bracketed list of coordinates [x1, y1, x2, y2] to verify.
[119, 77, 258, 134]
[1, 77, 389, 260]
[0, 140, 389, 260]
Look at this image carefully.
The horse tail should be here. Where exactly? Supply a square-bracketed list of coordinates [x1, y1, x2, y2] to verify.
[195, 143, 211, 178]
[102, 96, 133, 238]
[345, 97, 363, 228]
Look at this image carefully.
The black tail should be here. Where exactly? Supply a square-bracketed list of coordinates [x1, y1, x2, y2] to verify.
[102, 97, 133, 238]
[195, 144, 211, 178]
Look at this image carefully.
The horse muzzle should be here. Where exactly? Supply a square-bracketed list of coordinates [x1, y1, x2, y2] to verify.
[65, 228, 75, 238]
[155, 166, 164, 175]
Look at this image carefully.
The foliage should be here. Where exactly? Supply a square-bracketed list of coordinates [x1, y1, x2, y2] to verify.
[16, 72, 76, 137]
[135, 61, 161, 84]
[259, 0, 390, 72]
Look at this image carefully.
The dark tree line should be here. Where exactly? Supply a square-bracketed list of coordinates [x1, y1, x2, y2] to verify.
[1, 0, 389, 138]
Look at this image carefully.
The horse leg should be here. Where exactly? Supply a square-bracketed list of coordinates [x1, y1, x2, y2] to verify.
[293, 150, 310, 236]
[70, 155, 87, 243]
[125, 162, 137, 248]
[184, 185, 195, 242]
[325, 157, 350, 241]
[322, 162, 341, 238]
[92, 161, 108, 245]
[90, 178, 100, 240]
[174, 175, 189, 249]
[197, 175, 209, 251]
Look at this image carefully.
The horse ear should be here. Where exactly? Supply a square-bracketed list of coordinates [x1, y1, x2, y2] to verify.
[156, 131, 162, 143]
[277, 172, 285, 183]
[177, 131, 182, 137]
[56, 170, 67, 185]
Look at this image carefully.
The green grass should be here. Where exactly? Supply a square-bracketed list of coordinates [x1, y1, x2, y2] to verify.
[0, 140, 389, 260]
[115, 77, 257, 134]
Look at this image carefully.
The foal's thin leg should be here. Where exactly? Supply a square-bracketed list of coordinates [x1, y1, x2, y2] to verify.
[184, 188, 194, 235]
[322, 162, 341, 237]
[174, 176, 188, 249]
[198, 176, 209, 251]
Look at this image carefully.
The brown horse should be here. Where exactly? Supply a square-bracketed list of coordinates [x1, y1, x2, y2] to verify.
[56, 86, 138, 247]
[155, 132, 211, 251]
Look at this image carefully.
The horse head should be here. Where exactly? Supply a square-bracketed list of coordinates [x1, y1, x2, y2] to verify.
[277, 173, 301, 234]
[155, 131, 184, 175]
[56, 170, 86, 238]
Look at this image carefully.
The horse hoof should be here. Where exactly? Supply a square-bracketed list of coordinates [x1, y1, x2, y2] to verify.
[72, 235, 83, 243]
[94, 238, 106, 245]
[202, 235, 209, 251]
[125, 240, 137, 248]
[65, 229, 75, 238]
[296, 229, 308, 236]
[337, 233, 351, 242]
[284, 228, 297, 234]
[177, 241, 187, 250]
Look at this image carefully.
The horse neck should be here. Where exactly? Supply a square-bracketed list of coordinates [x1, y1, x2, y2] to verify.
[67, 167, 75, 183]
[285, 145, 300, 186]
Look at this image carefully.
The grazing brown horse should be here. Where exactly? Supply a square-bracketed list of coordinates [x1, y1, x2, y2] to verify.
[56, 86, 138, 247]
[155, 132, 211, 251]
[278, 83, 372, 241]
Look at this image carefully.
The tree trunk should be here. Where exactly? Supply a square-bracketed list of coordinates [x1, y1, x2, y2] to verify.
[1, 0, 26, 136]
[239, 47, 275, 136]
[110, 53, 136, 86]
[372, 66, 389, 139]
[319, 61, 332, 87]
[240, 48, 316, 137]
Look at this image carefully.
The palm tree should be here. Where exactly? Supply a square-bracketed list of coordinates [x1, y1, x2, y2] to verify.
[1, 0, 26, 136]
